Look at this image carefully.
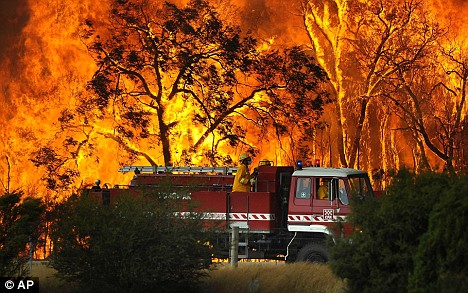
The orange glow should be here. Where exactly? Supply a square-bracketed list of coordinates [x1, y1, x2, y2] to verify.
[302, 0, 468, 178]
[211, 258, 284, 263]
[0, 0, 467, 201]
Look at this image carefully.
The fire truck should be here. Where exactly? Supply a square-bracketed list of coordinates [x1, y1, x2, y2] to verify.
[91, 160, 374, 262]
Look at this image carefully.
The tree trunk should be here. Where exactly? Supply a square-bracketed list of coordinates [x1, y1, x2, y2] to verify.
[157, 109, 172, 166]
[335, 101, 348, 167]
[348, 98, 369, 168]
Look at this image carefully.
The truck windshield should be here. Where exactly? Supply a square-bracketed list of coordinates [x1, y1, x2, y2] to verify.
[348, 175, 373, 198]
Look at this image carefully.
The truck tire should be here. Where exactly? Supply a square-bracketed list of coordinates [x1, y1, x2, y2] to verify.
[296, 243, 328, 263]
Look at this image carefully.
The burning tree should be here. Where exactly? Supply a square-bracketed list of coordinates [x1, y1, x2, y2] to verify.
[385, 36, 468, 173]
[302, 0, 467, 174]
[65, 0, 328, 167]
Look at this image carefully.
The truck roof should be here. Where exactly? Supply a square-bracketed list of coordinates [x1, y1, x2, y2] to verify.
[292, 167, 367, 177]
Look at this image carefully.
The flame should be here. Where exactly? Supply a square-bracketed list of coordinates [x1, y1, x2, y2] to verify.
[302, 0, 468, 177]
[1, 0, 467, 199]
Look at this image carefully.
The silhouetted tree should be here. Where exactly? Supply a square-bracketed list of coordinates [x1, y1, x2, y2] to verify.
[30, 147, 80, 192]
[386, 35, 468, 173]
[0, 190, 45, 276]
[75, 0, 327, 166]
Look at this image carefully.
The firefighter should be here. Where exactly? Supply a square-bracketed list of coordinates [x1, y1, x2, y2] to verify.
[232, 153, 255, 192]
[91, 179, 102, 191]
[317, 178, 329, 200]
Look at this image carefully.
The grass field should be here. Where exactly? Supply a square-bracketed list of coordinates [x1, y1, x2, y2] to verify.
[202, 262, 345, 293]
[29, 262, 76, 293]
[30, 261, 345, 293]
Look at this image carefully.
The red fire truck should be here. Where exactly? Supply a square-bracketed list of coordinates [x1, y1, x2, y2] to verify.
[92, 161, 374, 262]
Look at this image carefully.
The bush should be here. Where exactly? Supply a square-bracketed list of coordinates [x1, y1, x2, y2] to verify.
[0, 190, 45, 276]
[329, 170, 452, 293]
[409, 174, 468, 293]
[50, 189, 213, 293]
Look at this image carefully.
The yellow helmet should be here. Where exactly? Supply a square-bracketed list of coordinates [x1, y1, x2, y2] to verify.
[239, 153, 250, 161]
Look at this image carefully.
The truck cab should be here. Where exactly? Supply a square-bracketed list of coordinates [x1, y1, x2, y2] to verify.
[285, 167, 373, 262]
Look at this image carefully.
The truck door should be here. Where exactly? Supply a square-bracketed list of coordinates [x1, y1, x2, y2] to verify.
[312, 177, 350, 219]
[312, 177, 332, 212]
[287, 177, 314, 223]
[329, 177, 350, 214]
[293, 177, 312, 206]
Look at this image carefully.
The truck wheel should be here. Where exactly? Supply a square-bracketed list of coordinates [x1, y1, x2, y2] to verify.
[296, 243, 328, 263]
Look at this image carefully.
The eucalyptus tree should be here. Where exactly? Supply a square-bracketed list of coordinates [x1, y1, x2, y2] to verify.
[301, 0, 444, 172]
[77, 0, 328, 166]
[386, 37, 468, 173]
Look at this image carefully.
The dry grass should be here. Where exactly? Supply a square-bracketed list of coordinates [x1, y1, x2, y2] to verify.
[29, 261, 345, 293]
[29, 262, 76, 293]
[201, 262, 346, 293]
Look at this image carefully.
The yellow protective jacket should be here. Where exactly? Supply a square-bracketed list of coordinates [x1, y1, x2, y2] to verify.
[317, 185, 328, 200]
[232, 163, 251, 192]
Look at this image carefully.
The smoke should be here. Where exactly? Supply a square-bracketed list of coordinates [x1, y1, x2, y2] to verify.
[0, 0, 30, 121]
[431, 0, 468, 32]
[451, 0, 468, 5]
[0, 0, 105, 192]
[236, 0, 307, 46]
[0, 0, 29, 73]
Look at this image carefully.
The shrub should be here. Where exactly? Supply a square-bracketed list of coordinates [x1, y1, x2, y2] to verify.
[329, 170, 451, 293]
[409, 174, 468, 293]
[50, 189, 212, 292]
[0, 190, 45, 276]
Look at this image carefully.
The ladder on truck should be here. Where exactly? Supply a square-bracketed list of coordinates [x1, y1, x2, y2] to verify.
[229, 227, 250, 260]
[238, 231, 250, 259]
[118, 165, 238, 175]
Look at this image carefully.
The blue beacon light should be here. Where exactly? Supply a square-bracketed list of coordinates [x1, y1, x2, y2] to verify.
[296, 160, 303, 170]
